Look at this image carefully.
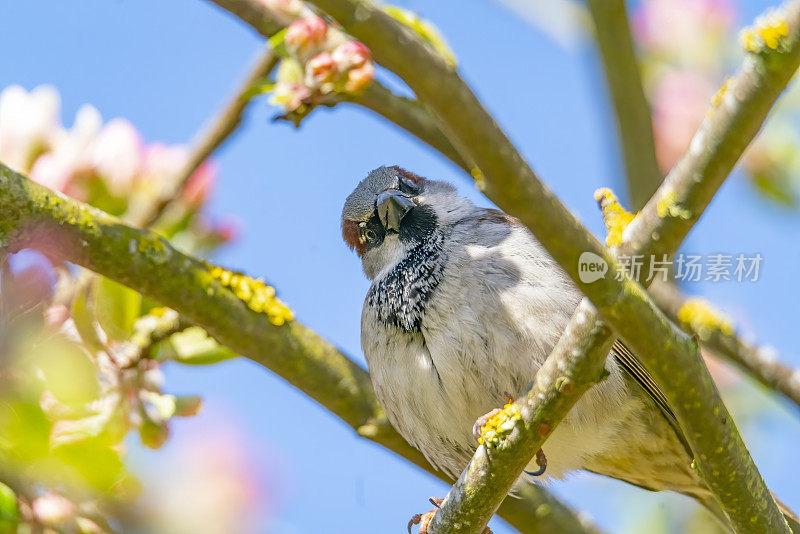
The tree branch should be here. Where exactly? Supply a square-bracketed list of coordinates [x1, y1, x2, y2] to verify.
[343, 81, 472, 173]
[205, 0, 286, 36]
[298, 0, 800, 531]
[649, 280, 800, 412]
[585, 0, 661, 209]
[0, 163, 594, 534]
[204, 0, 473, 174]
[132, 45, 279, 228]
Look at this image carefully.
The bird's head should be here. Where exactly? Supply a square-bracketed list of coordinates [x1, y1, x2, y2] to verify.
[342, 166, 468, 279]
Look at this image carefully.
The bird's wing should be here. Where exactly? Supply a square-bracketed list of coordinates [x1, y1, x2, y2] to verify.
[611, 339, 694, 457]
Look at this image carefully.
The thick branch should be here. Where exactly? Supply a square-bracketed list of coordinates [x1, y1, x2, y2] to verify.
[133, 45, 279, 228]
[650, 280, 800, 411]
[205, 0, 285, 36]
[586, 0, 661, 210]
[0, 164, 593, 534]
[343, 81, 471, 173]
[300, 0, 800, 532]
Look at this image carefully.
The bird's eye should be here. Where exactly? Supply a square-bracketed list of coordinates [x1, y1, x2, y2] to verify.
[399, 177, 420, 195]
[363, 228, 377, 242]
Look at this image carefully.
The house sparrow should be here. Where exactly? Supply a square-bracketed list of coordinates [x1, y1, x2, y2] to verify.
[342, 166, 795, 531]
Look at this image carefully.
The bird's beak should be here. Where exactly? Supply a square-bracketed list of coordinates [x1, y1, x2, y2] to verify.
[377, 189, 415, 232]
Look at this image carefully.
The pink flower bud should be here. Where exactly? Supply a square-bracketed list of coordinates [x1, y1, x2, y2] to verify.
[307, 52, 338, 85]
[285, 16, 328, 52]
[344, 63, 375, 93]
[332, 41, 371, 70]
[270, 82, 312, 112]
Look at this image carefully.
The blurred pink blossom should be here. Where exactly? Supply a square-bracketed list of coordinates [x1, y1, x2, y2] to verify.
[212, 216, 241, 244]
[306, 52, 338, 85]
[633, 0, 734, 54]
[332, 41, 371, 70]
[89, 118, 144, 195]
[144, 422, 268, 534]
[0, 85, 60, 171]
[181, 160, 217, 208]
[285, 15, 328, 53]
[32, 493, 76, 526]
[651, 70, 715, 171]
[271, 82, 312, 111]
[29, 104, 102, 195]
[344, 62, 375, 93]
[141, 142, 191, 200]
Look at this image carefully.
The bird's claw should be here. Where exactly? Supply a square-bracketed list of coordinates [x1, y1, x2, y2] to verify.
[407, 497, 493, 534]
[473, 394, 516, 442]
[408, 497, 443, 534]
[524, 448, 548, 477]
[472, 408, 502, 442]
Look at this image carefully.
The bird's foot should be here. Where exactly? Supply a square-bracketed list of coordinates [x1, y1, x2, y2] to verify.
[407, 497, 493, 534]
[407, 497, 442, 534]
[472, 409, 503, 442]
[524, 448, 548, 477]
[472, 395, 521, 447]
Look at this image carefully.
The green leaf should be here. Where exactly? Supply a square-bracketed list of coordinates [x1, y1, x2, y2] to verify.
[70, 286, 105, 353]
[268, 28, 288, 57]
[241, 78, 276, 101]
[30, 336, 100, 406]
[0, 482, 18, 533]
[166, 327, 237, 365]
[139, 417, 168, 450]
[92, 277, 142, 341]
[139, 391, 176, 423]
[174, 396, 203, 417]
[381, 6, 457, 67]
[751, 171, 798, 208]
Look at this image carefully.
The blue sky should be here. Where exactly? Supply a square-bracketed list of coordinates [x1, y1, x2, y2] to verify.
[2, 0, 799, 532]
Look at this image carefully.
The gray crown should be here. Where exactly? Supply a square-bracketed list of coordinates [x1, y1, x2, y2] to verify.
[342, 166, 403, 223]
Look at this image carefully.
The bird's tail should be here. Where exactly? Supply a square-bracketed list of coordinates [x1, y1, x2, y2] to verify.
[689, 490, 800, 533]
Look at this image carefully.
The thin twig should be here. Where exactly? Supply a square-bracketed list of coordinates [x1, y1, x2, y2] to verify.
[649, 279, 800, 411]
[344, 81, 471, 173]
[132, 45, 279, 228]
[586, 0, 661, 209]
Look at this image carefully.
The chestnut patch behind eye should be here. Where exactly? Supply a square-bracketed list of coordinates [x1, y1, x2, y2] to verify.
[342, 219, 365, 255]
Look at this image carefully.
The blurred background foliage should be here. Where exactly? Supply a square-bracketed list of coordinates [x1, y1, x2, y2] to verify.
[0, 0, 798, 533]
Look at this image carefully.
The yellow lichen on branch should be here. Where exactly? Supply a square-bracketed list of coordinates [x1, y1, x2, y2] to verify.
[677, 298, 734, 341]
[594, 188, 636, 247]
[209, 265, 294, 326]
[656, 189, 692, 220]
[741, 8, 790, 52]
[478, 402, 521, 447]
